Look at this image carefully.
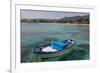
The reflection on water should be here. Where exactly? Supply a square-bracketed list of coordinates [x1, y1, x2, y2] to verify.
[21, 22, 89, 63]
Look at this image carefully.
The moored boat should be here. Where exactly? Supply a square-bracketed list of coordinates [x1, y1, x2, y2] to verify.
[33, 39, 75, 58]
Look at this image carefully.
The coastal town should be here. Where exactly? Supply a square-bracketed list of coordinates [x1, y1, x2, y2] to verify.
[21, 15, 89, 24]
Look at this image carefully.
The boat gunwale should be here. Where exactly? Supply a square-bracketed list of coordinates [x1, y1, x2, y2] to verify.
[33, 44, 75, 58]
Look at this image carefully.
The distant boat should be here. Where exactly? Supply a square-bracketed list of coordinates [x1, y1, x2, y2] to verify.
[33, 39, 75, 58]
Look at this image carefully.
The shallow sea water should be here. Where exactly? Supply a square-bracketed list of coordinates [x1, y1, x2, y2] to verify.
[21, 22, 89, 63]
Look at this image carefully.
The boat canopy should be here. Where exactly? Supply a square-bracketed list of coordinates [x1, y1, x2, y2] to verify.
[52, 41, 69, 51]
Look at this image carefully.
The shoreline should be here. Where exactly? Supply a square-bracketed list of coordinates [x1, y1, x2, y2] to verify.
[21, 22, 89, 25]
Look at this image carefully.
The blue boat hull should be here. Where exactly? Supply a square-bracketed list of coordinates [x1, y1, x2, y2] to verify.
[33, 40, 75, 58]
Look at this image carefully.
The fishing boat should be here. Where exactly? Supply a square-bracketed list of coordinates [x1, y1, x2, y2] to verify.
[33, 39, 75, 58]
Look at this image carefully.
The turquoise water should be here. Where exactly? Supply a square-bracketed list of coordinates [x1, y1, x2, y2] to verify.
[21, 22, 89, 62]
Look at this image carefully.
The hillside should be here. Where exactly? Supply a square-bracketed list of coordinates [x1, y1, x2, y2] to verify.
[21, 15, 89, 24]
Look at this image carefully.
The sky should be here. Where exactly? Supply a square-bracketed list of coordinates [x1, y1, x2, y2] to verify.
[21, 10, 89, 19]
